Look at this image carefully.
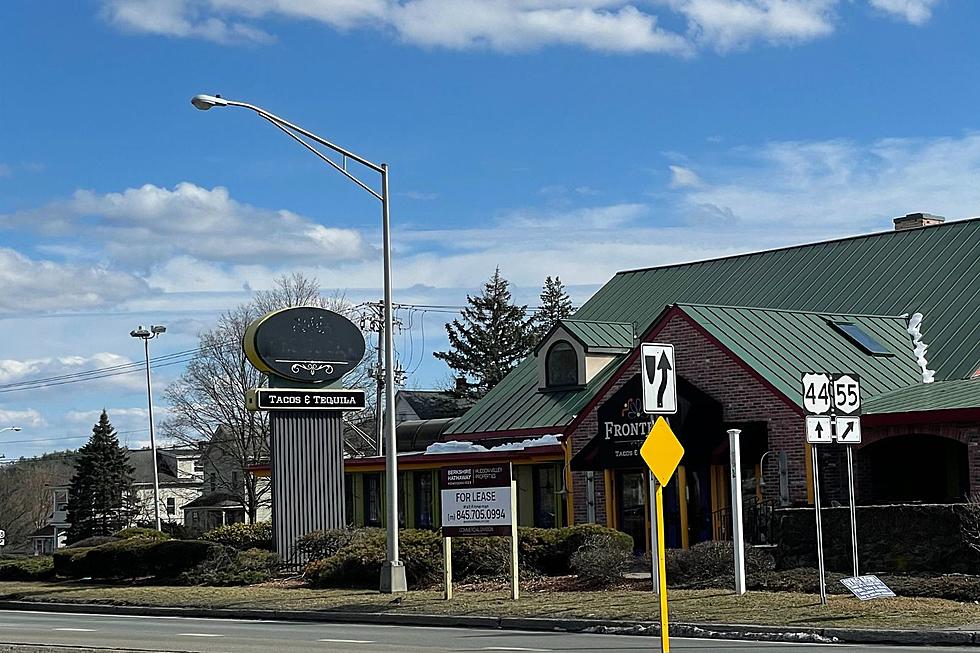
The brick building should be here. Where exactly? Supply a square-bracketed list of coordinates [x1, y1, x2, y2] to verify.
[330, 214, 980, 551]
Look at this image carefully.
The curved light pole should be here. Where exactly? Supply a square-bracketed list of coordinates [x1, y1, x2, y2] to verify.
[191, 94, 406, 593]
[131, 324, 166, 531]
[0, 427, 21, 434]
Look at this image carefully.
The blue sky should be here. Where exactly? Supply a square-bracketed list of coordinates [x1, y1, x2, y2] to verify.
[1, 0, 979, 458]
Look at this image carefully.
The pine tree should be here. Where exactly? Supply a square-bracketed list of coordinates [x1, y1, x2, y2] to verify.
[434, 268, 534, 397]
[65, 410, 136, 543]
[532, 276, 574, 343]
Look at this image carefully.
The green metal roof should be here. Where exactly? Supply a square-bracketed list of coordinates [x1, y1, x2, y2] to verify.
[448, 219, 980, 436]
[560, 320, 634, 352]
[678, 305, 922, 408]
[864, 378, 980, 414]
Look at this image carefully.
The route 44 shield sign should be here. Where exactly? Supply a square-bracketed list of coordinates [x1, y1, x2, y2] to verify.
[802, 372, 863, 444]
[641, 343, 676, 415]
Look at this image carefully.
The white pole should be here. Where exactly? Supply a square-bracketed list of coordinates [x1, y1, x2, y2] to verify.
[443, 536, 453, 600]
[728, 428, 746, 595]
[510, 475, 519, 601]
[648, 469, 659, 591]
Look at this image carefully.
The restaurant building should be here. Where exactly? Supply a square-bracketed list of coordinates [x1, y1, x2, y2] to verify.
[265, 214, 980, 550]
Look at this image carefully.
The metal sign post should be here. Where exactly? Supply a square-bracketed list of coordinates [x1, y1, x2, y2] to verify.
[846, 447, 859, 579]
[811, 445, 828, 605]
[648, 469, 659, 591]
[802, 371, 864, 605]
[728, 428, 746, 595]
[640, 417, 685, 653]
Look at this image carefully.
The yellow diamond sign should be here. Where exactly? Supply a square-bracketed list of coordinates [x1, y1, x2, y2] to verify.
[640, 416, 685, 486]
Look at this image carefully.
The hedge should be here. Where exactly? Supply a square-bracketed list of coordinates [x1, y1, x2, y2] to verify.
[55, 539, 227, 580]
[773, 504, 980, 574]
[202, 522, 273, 551]
[304, 525, 634, 590]
[181, 547, 280, 586]
[0, 556, 54, 581]
[114, 527, 170, 541]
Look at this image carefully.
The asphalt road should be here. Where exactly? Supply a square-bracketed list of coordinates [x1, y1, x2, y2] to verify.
[0, 610, 975, 653]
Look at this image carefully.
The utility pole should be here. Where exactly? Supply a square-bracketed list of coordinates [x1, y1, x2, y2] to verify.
[360, 302, 405, 456]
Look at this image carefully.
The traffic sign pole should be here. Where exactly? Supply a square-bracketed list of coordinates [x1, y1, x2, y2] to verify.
[847, 447, 859, 579]
[812, 446, 828, 605]
[648, 470, 659, 591]
[656, 481, 670, 653]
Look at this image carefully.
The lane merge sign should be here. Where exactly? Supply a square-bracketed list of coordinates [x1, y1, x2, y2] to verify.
[802, 373, 862, 444]
[641, 343, 677, 415]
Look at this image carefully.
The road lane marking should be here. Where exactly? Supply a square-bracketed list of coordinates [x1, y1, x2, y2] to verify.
[318, 639, 374, 644]
[480, 648, 551, 652]
[178, 633, 225, 637]
[54, 628, 97, 632]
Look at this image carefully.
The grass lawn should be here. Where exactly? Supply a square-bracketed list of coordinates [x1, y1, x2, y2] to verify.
[2, 579, 980, 631]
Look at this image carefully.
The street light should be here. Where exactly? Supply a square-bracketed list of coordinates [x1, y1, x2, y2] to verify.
[0, 427, 21, 433]
[191, 93, 407, 593]
[131, 324, 166, 531]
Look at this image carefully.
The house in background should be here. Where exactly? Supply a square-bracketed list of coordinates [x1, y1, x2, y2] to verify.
[29, 486, 69, 555]
[129, 447, 204, 527]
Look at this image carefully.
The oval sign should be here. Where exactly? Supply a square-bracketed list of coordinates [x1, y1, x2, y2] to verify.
[243, 307, 366, 384]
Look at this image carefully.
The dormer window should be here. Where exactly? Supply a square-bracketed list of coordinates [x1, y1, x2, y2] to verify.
[535, 319, 634, 392]
[546, 341, 578, 387]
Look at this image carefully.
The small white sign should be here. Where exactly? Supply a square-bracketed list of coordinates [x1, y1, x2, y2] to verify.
[641, 343, 677, 415]
[0, 529, 5, 546]
[806, 416, 833, 444]
[832, 374, 862, 415]
[836, 416, 862, 444]
[802, 373, 832, 416]
[841, 575, 895, 600]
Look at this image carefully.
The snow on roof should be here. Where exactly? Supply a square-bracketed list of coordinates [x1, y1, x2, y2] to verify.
[423, 434, 561, 456]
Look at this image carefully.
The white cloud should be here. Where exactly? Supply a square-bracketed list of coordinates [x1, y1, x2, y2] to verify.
[671, 133, 980, 234]
[669, 164, 704, 188]
[0, 353, 146, 392]
[5, 182, 373, 269]
[98, 0, 940, 54]
[0, 409, 46, 429]
[0, 248, 151, 316]
[868, 0, 939, 25]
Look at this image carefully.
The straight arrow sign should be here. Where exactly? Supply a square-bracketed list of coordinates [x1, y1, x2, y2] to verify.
[642, 343, 677, 415]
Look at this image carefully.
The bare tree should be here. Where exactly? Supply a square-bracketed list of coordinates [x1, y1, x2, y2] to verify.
[162, 273, 369, 522]
[0, 453, 75, 552]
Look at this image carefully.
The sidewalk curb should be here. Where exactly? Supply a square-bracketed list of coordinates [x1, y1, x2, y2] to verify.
[0, 600, 978, 647]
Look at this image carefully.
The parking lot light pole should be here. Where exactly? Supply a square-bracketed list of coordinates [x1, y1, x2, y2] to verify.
[131, 325, 166, 531]
[191, 94, 407, 593]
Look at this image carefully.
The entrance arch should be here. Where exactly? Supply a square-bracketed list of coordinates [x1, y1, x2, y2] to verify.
[862, 434, 968, 503]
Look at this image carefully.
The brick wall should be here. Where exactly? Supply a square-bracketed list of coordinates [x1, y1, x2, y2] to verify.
[568, 310, 814, 526]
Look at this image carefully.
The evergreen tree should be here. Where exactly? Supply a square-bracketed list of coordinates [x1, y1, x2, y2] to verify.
[532, 276, 574, 343]
[65, 410, 135, 543]
[434, 268, 534, 396]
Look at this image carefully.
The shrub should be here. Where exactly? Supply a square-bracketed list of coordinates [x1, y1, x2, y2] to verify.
[56, 539, 226, 579]
[304, 528, 387, 589]
[665, 541, 775, 589]
[181, 547, 280, 586]
[570, 534, 633, 588]
[451, 537, 511, 580]
[203, 522, 273, 551]
[114, 527, 170, 541]
[53, 547, 92, 577]
[0, 556, 54, 581]
[521, 525, 633, 576]
[296, 528, 356, 561]
[68, 536, 120, 549]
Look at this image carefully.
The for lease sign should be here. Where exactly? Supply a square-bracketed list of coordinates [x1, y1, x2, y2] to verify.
[440, 464, 512, 537]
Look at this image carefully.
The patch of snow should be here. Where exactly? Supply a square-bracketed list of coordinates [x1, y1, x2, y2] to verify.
[424, 434, 562, 456]
[907, 312, 936, 384]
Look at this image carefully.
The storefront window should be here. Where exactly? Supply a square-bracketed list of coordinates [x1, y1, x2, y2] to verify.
[546, 341, 578, 387]
[364, 473, 383, 527]
[533, 466, 557, 528]
[414, 472, 434, 529]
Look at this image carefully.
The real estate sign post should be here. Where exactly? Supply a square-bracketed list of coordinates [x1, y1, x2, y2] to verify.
[440, 464, 518, 600]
